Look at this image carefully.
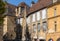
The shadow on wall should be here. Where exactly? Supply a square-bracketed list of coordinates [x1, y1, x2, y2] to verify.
[25, 24, 32, 41]
[3, 24, 32, 41]
[3, 24, 22, 41]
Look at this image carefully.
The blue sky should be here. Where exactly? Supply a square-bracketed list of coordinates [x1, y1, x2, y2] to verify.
[7, 0, 38, 6]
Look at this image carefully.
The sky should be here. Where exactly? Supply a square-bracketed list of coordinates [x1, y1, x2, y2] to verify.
[7, 0, 38, 6]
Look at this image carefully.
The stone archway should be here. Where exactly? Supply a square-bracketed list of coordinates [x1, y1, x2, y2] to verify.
[40, 39, 45, 41]
[48, 38, 53, 41]
[57, 38, 60, 41]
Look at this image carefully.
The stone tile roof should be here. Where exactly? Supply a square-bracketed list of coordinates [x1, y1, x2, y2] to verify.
[18, 2, 30, 17]
[5, 2, 17, 17]
[18, 2, 29, 7]
[28, 0, 53, 14]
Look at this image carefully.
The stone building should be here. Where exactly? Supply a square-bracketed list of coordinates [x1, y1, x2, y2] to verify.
[1, 0, 60, 41]
[3, 2, 17, 41]
[16, 0, 60, 41]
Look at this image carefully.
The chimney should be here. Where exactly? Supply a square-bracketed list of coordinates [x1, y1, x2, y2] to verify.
[31, 1, 35, 7]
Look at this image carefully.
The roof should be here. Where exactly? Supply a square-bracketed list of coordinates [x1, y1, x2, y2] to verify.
[18, 2, 29, 7]
[5, 2, 17, 17]
[28, 0, 53, 14]
[18, 2, 30, 17]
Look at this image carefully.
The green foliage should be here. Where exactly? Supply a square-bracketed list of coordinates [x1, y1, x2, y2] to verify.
[0, 0, 6, 25]
[0, 0, 5, 14]
[0, 17, 4, 25]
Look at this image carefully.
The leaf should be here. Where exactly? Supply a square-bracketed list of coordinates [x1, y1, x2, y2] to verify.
[0, 0, 6, 25]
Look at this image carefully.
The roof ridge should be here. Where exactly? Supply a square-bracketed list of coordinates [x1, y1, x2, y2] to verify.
[6, 2, 17, 7]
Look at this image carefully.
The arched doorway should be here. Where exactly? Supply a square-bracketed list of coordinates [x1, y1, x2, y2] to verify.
[48, 38, 53, 41]
[40, 39, 45, 41]
[57, 38, 60, 41]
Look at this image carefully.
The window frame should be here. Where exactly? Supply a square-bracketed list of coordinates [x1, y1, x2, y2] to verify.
[20, 18, 23, 25]
[32, 13, 36, 22]
[42, 22, 47, 32]
[33, 24, 36, 32]
[37, 23, 40, 32]
[27, 16, 30, 24]
[36, 11, 40, 21]
[42, 8, 47, 19]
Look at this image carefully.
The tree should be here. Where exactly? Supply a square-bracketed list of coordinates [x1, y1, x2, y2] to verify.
[0, 0, 6, 25]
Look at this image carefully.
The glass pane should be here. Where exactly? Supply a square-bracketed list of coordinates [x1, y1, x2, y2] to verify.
[54, 8, 56, 16]
[42, 9, 47, 19]
[20, 18, 23, 25]
[37, 11, 40, 21]
[43, 22, 47, 31]
[37, 23, 40, 32]
[33, 24, 36, 32]
[17, 19, 20, 24]
[32, 14, 35, 22]
[27, 16, 30, 24]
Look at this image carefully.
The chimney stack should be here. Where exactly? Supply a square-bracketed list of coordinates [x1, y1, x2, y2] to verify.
[31, 1, 35, 7]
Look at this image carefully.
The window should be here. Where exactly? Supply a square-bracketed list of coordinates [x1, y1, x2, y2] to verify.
[37, 23, 40, 32]
[27, 16, 30, 24]
[32, 13, 36, 22]
[20, 18, 22, 24]
[54, 8, 56, 16]
[17, 19, 20, 24]
[54, 21, 57, 31]
[33, 24, 36, 32]
[43, 22, 47, 31]
[40, 39, 45, 41]
[48, 38, 53, 41]
[37, 11, 40, 21]
[42, 9, 47, 19]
